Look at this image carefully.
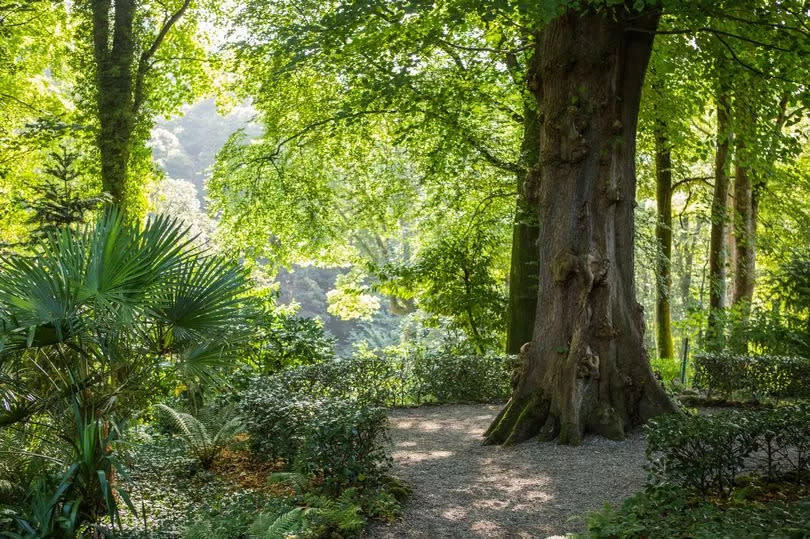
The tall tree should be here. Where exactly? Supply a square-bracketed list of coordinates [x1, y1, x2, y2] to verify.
[485, 5, 677, 446]
[707, 83, 732, 349]
[654, 121, 675, 360]
[488, 0, 809, 444]
[78, 0, 207, 215]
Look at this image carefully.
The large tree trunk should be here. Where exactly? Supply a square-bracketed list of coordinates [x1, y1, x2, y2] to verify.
[654, 122, 674, 360]
[486, 7, 676, 447]
[706, 89, 732, 349]
[506, 99, 541, 354]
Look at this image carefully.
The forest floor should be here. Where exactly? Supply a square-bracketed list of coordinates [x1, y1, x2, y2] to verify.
[366, 404, 647, 538]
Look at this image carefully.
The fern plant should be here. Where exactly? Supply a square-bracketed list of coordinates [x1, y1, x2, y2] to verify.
[249, 507, 306, 539]
[157, 403, 243, 468]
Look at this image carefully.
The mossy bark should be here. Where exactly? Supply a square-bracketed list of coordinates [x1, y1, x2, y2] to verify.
[487, 6, 677, 447]
[92, 0, 136, 207]
[506, 98, 541, 354]
[654, 122, 674, 361]
[90, 0, 189, 214]
[732, 127, 756, 309]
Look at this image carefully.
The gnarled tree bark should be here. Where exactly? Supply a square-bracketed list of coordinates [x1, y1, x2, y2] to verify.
[486, 6, 677, 447]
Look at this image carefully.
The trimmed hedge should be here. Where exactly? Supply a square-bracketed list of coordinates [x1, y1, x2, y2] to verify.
[645, 405, 810, 494]
[693, 352, 810, 400]
[409, 353, 512, 404]
[239, 381, 391, 492]
[251, 352, 513, 407]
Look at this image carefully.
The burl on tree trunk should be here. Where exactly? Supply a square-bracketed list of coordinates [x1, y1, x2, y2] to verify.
[486, 7, 677, 446]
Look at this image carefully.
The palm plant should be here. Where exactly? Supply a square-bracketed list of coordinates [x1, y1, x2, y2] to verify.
[0, 206, 256, 528]
[0, 206, 255, 425]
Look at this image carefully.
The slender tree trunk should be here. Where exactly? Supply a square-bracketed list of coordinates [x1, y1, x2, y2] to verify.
[676, 215, 699, 312]
[654, 122, 674, 360]
[725, 186, 736, 304]
[506, 98, 541, 354]
[730, 107, 758, 353]
[92, 0, 136, 207]
[89, 0, 190, 212]
[707, 89, 732, 349]
[486, 7, 676, 446]
[732, 130, 756, 308]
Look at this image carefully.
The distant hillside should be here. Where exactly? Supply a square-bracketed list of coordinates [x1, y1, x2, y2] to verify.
[150, 99, 260, 204]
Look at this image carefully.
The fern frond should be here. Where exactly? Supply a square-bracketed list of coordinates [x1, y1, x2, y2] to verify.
[267, 472, 309, 493]
[182, 520, 213, 539]
[157, 403, 207, 444]
[213, 415, 244, 445]
[157, 403, 243, 468]
[252, 507, 305, 538]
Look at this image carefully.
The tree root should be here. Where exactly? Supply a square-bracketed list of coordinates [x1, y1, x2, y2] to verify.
[483, 392, 549, 446]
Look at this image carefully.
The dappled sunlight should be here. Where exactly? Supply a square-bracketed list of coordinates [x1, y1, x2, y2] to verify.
[441, 506, 468, 520]
[391, 449, 454, 463]
[470, 498, 509, 510]
[368, 404, 647, 538]
[470, 519, 505, 535]
[389, 417, 489, 435]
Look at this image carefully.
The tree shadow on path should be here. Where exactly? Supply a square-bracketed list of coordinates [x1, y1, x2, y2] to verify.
[366, 404, 647, 538]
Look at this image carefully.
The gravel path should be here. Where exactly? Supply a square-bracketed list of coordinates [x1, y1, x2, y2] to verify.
[366, 404, 647, 538]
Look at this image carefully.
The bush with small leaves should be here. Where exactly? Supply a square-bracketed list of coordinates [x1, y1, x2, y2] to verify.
[645, 411, 759, 494]
[410, 351, 512, 403]
[693, 352, 810, 400]
[294, 401, 391, 493]
[645, 405, 810, 494]
[238, 383, 312, 462]
[239, 382, 391, 491]
[585, 484, 810, 539]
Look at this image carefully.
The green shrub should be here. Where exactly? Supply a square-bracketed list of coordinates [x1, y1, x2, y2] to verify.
[410, 352, 512, 403]
[645, 411, 759, 493]
[693, 352, 810, 400]
[585, 485, 810, 539]
[645, 405, 810, 494]
[294, 402, 391, 492]
[239, 382, 391, 491]
[238, 382, 313, 461]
